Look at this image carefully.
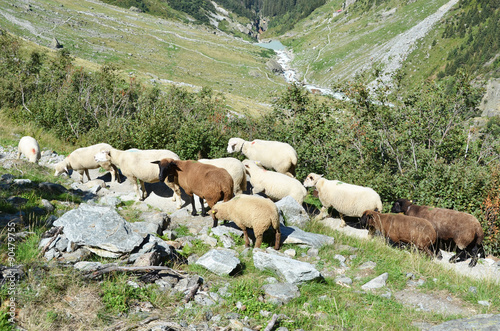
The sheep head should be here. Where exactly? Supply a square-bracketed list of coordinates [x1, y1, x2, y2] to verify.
[303, 173, 323, 187]
[94, 150, 111, 163]
[151, 158, 179, 182]
[391, 199, 413, 214]
[227, 137, 244, 153]
[360, 210, 375, 228]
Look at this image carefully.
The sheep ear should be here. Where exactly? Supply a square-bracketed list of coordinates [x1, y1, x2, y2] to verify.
[151, 160, 160, 165]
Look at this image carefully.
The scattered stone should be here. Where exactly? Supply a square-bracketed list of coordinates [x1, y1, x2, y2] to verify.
[275, 196, 309, 227]
[53, 204, 146, 257]
[361, 272, 388, 291]
[262, 282, 300, 305]
[196, 249, 241, 276]
[280, 225, 335, 248]
[428, 314, 500, 331]
[253, 249, 322, 284]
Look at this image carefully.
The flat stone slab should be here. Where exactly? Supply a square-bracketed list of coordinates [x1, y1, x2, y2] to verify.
[53, 204, 145, 256]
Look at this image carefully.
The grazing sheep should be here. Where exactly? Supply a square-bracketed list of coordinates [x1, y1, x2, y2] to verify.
[198, 157, 247, 195]
[152, 158, 234, 227]
[391, 199, 485, 267]
[17, 136, 41, 164]
[242, 159, 307, 205]
[227, 138, 298, 177]
[212, 195, 281, 250]
[303, 173, 383, 227]
[54, 143, 120, 183]
[94, 148, 182, 206]
[360, 210, 438, 257]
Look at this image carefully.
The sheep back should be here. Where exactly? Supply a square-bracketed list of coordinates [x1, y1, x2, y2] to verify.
[391, 199, 484, 250]
[311, 175, 382, 217]
[228, 138, 297, 176]
[212, 195, 280, 249]
[361, 210, 437, 253]
[243, 160, 306, 204]
[156, 159, 234, 207]
[17, 136, 41, 164]
[198, 157, 247, 194]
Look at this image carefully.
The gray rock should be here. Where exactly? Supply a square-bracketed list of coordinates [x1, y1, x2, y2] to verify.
[60, 248, 91, 263]
[130, 221, 162, 236]
[359, 261, 377, 269]
[361, 272, 388, 290]
[196, 249, 241, 276]
[14, 179, 31, 186]
[429, 314, 500, 331]
[41, 199, 55, 212]
[335, 276, 353, 286]
[133, 251, 160, 267]
[39, 182, 67, 194]
[275, 196, 310, 227]
[210, 223, 244, 237]
[262, 282, 300, 305]
[194, 293, 216, 306]
[253, 250, 322, 284]
[53, 204, 145, 257]
[281, 225, 335, 248]
[173, 275, 203, 295]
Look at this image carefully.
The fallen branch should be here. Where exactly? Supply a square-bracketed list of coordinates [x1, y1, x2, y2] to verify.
[82, 264, 186, 279]
[38, 226, 63, 257]
[264, 313, 280, 331]
[183, 283, 200, 303]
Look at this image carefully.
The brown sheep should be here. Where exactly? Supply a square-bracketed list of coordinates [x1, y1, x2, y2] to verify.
[391, 199, 485, 267]
[152, 158, 234, 227]
[212, 195, 281, 250]
[360, 210, 438, 257]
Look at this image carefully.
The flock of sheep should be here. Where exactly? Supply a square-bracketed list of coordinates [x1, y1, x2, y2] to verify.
[17, 135, 485, 267]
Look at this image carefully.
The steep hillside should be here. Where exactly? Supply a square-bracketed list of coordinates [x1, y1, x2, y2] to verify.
[0, 0, 287, 115]
[279, 0, 498, 96]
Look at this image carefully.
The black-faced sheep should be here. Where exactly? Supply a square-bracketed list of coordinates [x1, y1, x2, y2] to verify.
[303, 173, 382, 227]
[227, 137, 298, 177]
[242, 159, 307, 205]
[212, 195, 281, 250]
[198, 157, 247, 195]
[360, 210, 439, 257]
[17, 136, 41, 164]
[54, 143, 120, 183]
[391, 199, 485, 267]
[152, 158, 234, 227]
[94, 148, 182, 206]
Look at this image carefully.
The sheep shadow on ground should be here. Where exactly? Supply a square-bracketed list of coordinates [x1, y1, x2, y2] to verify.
[218, 221, 301, 249]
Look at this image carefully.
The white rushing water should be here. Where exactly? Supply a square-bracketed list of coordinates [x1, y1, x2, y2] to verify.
[256, 40, 345, 99]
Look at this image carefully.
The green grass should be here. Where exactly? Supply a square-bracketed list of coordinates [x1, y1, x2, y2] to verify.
[1, 106, 499, 331]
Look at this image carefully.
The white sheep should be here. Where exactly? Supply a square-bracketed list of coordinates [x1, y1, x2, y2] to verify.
[198, 157, 247, 195]
[54, 143, 120, 183]
[242, 159, 307, 205]
[303, 173, 383, 227]
[212, 195, 281, 250]
[17, 136, 41, 164]
[227, 137, 298, 177]
[94, 148, 182, 206]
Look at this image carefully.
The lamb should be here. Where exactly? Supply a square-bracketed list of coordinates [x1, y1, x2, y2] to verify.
[391, 199, 485, 267]
[94, 148, 182, 206]
[17, 136, 41, 164]
[227, 137, 298, 177]
[212, 195, 281, 250]
[303, 173, 383, 227]
[242, 159, 307, 205]
[198, 157, 247, 195]
[360, 210, 438, 257]
[152, 158, 234, 227]
[54, 143, 120, 183]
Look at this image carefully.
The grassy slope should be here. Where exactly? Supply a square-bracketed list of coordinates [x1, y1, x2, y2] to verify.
[0, 0, 285, 115]
[280, 0, 455, 87]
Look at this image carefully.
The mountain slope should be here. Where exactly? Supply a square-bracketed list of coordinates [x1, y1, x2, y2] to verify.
[0, 0, 287, 114]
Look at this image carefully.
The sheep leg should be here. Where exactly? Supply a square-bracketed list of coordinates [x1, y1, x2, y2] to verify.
[254, 234, 263, 248]
[199, 197, 208, 217]
[165, 177, 182, 209]
[189, 195, 197, 216]
[316, 206, 328, 220]
[111, 164, 121, 183]
[242, 228, 250, 247]
[139, 180, 148, 200]
[339, 213, 346, 227]
[77, 170, 85, 183]
[84, 169, 91, 182]
[274, 229, 281, 250]
[449, 248, 467, 264]
[211, 213, 218, 228]
[468, 244, 481, 268]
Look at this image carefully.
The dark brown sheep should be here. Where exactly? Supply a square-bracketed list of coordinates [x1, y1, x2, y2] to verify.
[391, 199, 485, 267]
[360, 210, 438, 257]
[152, 158, 234, 227]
